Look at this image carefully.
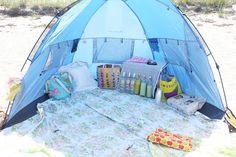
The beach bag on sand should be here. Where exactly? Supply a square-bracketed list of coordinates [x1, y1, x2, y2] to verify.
[97, 64, 121, 89]
[147, 128, 192, 152]
[160, 75, 182, 102]
[225, 108, 236, 133]
[45, 72, 75, 100]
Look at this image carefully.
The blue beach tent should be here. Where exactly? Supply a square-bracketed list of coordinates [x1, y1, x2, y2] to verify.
[2, 0, 227, 129]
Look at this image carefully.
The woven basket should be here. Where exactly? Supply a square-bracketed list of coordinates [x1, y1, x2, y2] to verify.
[97, 64, 121, 89]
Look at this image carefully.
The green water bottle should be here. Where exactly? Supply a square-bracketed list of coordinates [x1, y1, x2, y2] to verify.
[134, 74, 141, 95]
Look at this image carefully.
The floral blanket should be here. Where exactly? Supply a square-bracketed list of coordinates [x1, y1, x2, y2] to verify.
[0, 88, 233, 157]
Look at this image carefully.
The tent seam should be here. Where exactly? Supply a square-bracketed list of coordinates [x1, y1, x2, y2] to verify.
[154, 0, 180, 15]
[121, 0, 149, 39]
[122, 0, 157, 59]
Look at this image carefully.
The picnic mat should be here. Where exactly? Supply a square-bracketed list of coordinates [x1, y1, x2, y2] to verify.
[0, 88, 233, 157]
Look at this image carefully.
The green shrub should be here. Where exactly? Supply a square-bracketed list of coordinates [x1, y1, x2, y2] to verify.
[173, 0, 236, 7]
[0, 0, 77, 16]
[0, 0, 76, 8]
[207, 0, 226, 8]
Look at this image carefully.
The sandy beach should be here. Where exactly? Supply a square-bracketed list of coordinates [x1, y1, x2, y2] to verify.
[0, 8, 236, 156]
[0, 15, 52, 109]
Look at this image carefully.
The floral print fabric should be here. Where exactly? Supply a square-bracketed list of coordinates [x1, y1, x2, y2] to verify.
[2, 88, 229, 157]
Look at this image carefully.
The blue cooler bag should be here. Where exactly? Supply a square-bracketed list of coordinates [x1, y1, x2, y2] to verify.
[45, 72, 75, 100]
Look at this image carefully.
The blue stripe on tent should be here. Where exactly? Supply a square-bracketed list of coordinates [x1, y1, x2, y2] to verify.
[148, 38, 159, 60]
[71, 39, 80, 53]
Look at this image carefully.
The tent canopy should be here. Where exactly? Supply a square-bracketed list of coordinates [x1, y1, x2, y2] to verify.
[3, 0, 225, 129]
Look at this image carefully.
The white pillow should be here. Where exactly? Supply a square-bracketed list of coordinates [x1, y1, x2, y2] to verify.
[59, 62, 97, 91]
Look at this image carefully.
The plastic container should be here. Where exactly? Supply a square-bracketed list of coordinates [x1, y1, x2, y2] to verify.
[119, 72, 126, 92]
[140, 75, 147, 97]
[125, 72, 131, 93]
[146, 76, 153, 98]
[155, 88, 162, 104]
[130, 73, 136, 94]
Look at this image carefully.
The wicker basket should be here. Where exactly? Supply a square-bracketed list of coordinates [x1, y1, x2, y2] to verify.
[97, 64, 121, 89]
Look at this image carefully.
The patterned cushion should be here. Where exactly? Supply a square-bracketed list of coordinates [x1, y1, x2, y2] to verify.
[147, 129, 192, 152]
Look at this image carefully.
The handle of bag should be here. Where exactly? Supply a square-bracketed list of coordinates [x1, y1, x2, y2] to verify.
[54, 77, 71, 94]
[45, 81, 49, 93]
[67, 74, 73, 85]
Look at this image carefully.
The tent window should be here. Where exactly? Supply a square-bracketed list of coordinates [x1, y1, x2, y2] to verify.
[43, 42, 72, 71]
[93, 38, 134, 63]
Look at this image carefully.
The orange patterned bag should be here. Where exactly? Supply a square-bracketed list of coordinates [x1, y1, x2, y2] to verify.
[147, 129, 192, 152]
[97, 64, 121, 89]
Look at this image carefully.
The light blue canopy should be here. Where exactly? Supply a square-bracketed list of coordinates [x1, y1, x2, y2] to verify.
[4, 0, 225, 128]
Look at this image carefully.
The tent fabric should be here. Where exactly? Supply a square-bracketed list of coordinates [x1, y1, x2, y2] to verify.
[4, 0, 225, 128]
[81, 0, 147, 39]
[45, 0, 106, 46]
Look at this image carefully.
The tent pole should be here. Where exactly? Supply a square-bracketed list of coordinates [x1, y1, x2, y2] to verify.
[214, 59, 229, 109]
